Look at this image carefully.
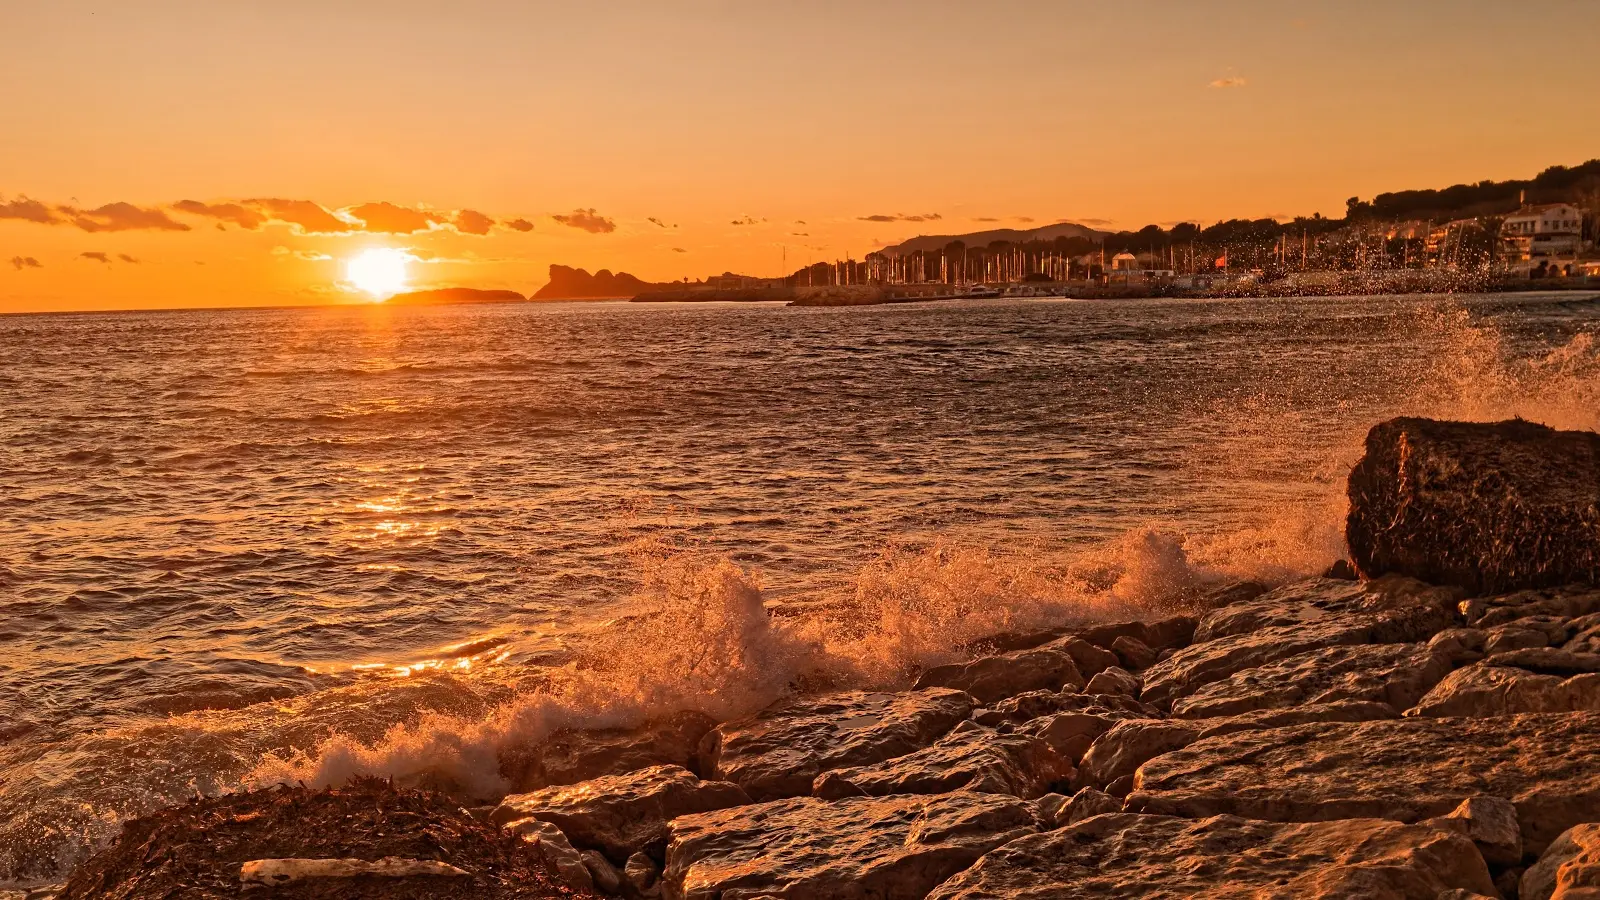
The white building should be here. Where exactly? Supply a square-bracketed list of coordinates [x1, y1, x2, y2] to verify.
[1500, 203, 1584, 275]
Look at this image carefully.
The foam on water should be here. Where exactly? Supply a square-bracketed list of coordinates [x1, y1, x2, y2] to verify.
[3, 292, 1599, 885]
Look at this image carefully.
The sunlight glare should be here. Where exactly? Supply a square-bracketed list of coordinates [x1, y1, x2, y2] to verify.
[346, 248, 410, 299]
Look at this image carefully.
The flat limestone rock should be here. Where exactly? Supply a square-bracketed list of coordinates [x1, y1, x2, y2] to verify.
[813, 723, 1071, 800]
[500, 709, 717, 792]
[1172, 643, 1452, 719]
[914, 646, 1084, 704]
[926, 813, 1497, 899]
[1408, 666, 1600, 717]
[662, 793, 1038, 900]
[1521, 823, 1600, 900]
[973, 690, 1155, 727]
[1141, 578, 1458, 708]
[700, 689, 974, 801]
[1469, 587, 1600, 628]
[489, 764, 750, 863]
[1074, 720, 1201, 792]
[1193, 576, 1456, 643]
[1488, 648, 1600, 675]
[239, 857, 471, 885]
[1346, 417, 1600, 593]
[1128, 713, 1600, 854]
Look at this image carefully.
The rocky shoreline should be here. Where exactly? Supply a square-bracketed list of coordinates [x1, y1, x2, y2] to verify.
[45, 417, 1600, 899]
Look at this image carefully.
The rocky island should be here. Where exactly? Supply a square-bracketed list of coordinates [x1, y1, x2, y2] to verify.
[55, 417, 1600, 899]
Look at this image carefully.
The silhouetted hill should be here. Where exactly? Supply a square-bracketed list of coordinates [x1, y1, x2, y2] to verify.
[532, 265, 657, 299]
[882, 222, 1108, 256]
[384, 288, 526, 305]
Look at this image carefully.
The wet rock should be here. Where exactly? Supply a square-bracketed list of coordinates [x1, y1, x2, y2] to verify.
[1408, 666, 1600, 717]
[1346, 417, 1600, 593]
[583, 849, 623, 893]
[1039, 635, 1121, 677]
[1187, 579, 1271, 613]
[1521, 823, 1600, 900]
[625, 852, 660, 893]
[1128, 713, 1600, 854]
[813, 721, 1071, 800]
[1143, 577, 1459, 707]
[1084, 665, 1140, 697]
[971, 689, 1155, 727]
[1111, 635, 1158, 670]
[1059, 787, 1123, 826]
[1422, 796, 1523, 868]
[501, 710, 717, 792]
[1171, 643, 1452, 719]
[927, 813, 1497, 899]
[1073, 720, 1201, 791]
[661, 793, 1038, 900]
[490, 764, 750, 863]
[1325, 558, 1359, 580]
[503, 817, 595, 892]
[1488, 648, 1600, 675]
[699, 688, 974, 801]
[1143, 615, 1199, 651]
[913, 646, 1083, 704]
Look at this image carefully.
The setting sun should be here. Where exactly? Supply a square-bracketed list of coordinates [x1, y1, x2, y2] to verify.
[346, 248, 410, 298]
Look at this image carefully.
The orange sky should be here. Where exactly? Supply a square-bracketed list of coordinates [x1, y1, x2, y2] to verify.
[4, 0, 1598, 313]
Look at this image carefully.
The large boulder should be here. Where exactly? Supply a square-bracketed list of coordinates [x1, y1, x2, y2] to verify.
[699, 689, 974, 801]
[661, 793, 1038, 900]
[813, 722, 1071, 800]
[913, 646, 1083, 704]
[927, 813, 1497, 899]
[1129, 713, 1600, 855]
[499, 710, 717, 792]
[1346, 417, 1600, 594]
[1171, 643, 1453, 719]
[1521, 823, 1600, 900]
[489, 765, 750, 863]
[1408, 665, 1600, 717]
[1141, 577, 1459, 708]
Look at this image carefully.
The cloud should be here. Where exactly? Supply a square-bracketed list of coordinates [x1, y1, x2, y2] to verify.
[1, 196, 61, 225]
[552, 208, 616, 234]
[173, 200, 267, 230]
[10, 256, 42, 269]
[451, 209, 495, 236]
[80, 251, 110, 263]
[271, 245, 333, 262]
[245, 199, 353, 234]
[730, 216, 764, 226]
[504, 218, 535, 233]
[857, 212, 942, 223]
[347, 201, 443, 234]
[59, 202, 190, 233]
[648, 217, 674, 229]
[118, 254, 139, 263]
[791, 232, 809, 236]
[671, 247, 688, 253]
[971, 217, 1001, 223]
[1075, 217, 1116, 227]
[1209, 76, 1247, 88]
[1014, 216, 1035, 223]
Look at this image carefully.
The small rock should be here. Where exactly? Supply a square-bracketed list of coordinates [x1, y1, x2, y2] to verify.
[1323, 559, 1358, 580]
[1035, 792, 1069, 822]
[1015, 711, 1129, 764]
[490, 764, 750, 863]
[975, 689, 1155, 726]
[624, 851, 659, 891]
[1423, 796, 1523, 867]
[1521, 822, 1600, 900]
[1430, 628, 1488, 665]
[1487, 626, 1552, 656]
[914, 647, 1083, 704]
[500, 710, 717, 793]
[1084, 665, 1140, 697]
[1060, 787, 1123, 826]
[582, 849, 622, 893]
[700, 689, 974, 801]
[1143, 615, 1198, 651]
[1040, 635, 1122, 678]
[1111, 636, 1158, 670]
[811, 724, 1071, 800]
[503, 818, 595, 892]
[1073, 720, 1199, 791]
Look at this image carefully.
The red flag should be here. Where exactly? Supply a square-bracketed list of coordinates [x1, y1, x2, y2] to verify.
[1214, 253, 1228, 268]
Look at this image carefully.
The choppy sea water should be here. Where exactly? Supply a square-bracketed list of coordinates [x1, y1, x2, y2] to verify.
[3, 292, 1599, 883]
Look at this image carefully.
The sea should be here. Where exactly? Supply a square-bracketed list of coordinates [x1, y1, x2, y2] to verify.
[3, 291, 1599, 884]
